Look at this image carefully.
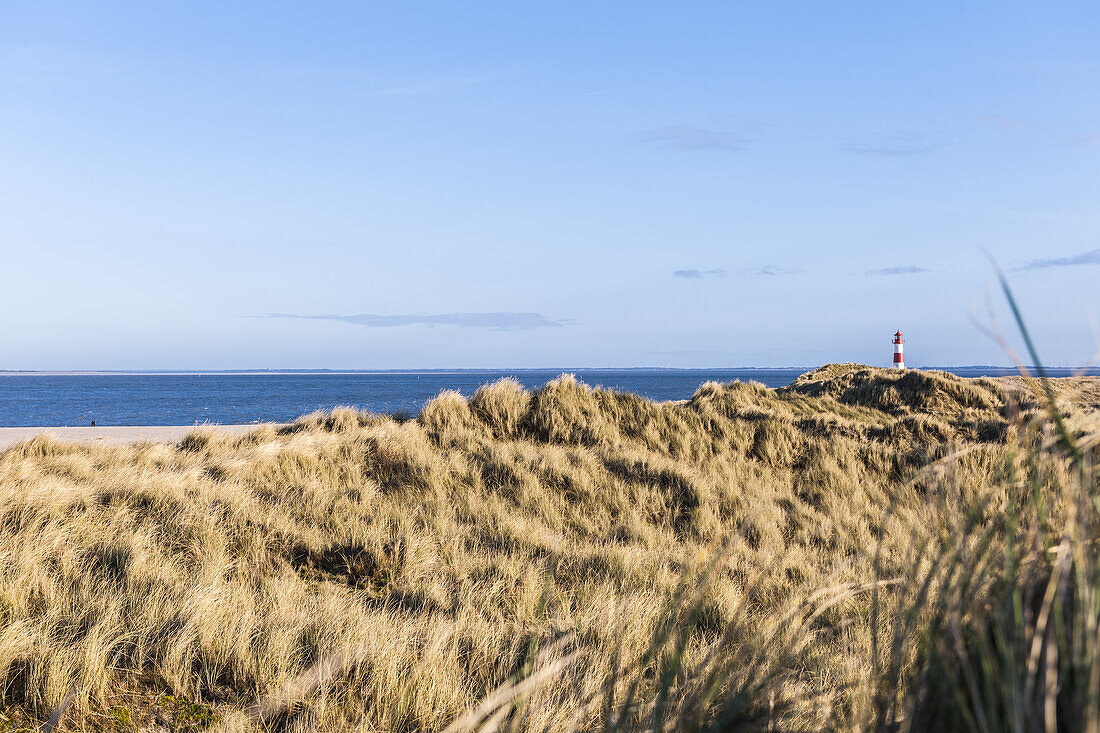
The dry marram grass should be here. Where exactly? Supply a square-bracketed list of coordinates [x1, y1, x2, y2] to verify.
[0, 365, 1097, 731]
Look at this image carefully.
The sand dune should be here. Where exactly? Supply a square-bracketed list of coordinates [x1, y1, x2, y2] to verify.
[0, 424, 273, 450]
[0, 366, 1097, 729]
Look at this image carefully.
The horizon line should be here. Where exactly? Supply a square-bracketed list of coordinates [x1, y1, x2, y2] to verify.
[2, 364, 1096, 376]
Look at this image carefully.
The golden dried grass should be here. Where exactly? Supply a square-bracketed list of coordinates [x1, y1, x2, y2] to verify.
[0, 366, 1095, 731]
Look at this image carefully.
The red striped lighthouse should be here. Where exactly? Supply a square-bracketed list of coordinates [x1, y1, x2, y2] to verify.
[892, 330, 905, 369]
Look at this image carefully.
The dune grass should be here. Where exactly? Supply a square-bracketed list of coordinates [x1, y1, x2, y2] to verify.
[0, 364, 1097, 731]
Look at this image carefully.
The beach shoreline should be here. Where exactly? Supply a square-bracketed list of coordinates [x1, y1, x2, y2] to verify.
[0, 424, 275, 450]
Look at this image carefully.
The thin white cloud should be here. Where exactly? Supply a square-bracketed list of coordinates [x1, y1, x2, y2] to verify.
[865, 266, 931, 276]
[1017, 248, 1100, 270]
[265, 312, 571, 331]
[842, 132, 952, 157]
[749, 265, 802, 277]
[1066, 132, 1100, 147]
[673, 268, 727, 279]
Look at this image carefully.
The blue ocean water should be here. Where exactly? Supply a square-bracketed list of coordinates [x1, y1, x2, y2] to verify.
[0, 367, 1096, 427]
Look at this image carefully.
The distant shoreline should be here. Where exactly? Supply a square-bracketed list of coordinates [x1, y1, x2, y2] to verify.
[0, 365, 1090, 376]
[0, 368, 816, 377]
[3, 366, 1097, 431]
[0, 424, 274, 450]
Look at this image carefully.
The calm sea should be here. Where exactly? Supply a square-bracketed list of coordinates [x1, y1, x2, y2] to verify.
[0, 367, 1096, 427]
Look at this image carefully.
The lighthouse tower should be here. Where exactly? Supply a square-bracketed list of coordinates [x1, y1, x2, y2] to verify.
[892, 331, 905, 369]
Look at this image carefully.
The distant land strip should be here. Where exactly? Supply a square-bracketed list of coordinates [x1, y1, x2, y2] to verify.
[0, 425, 278, 450]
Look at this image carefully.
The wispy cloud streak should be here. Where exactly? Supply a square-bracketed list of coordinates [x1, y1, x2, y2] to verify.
[673, 268, 727, 279]
[1066, 133, 1100, 147]
[749, 265, 802, 277]
[866, 266, 930, 275]
[264, 312, 570, 331]
[842, 133, 951, 157]
[1017, 248, 1100, 270]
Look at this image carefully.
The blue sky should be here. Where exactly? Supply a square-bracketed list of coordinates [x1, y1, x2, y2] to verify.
[2, 2, 1098, 369]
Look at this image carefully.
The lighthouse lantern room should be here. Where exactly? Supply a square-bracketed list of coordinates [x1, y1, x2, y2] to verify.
[892, 331, 905, 369]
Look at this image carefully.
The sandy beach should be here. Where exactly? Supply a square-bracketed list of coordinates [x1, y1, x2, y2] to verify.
[0, 424, 274, 450]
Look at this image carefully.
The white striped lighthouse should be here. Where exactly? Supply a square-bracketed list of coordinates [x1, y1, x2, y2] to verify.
[892, 330, 905, 369]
